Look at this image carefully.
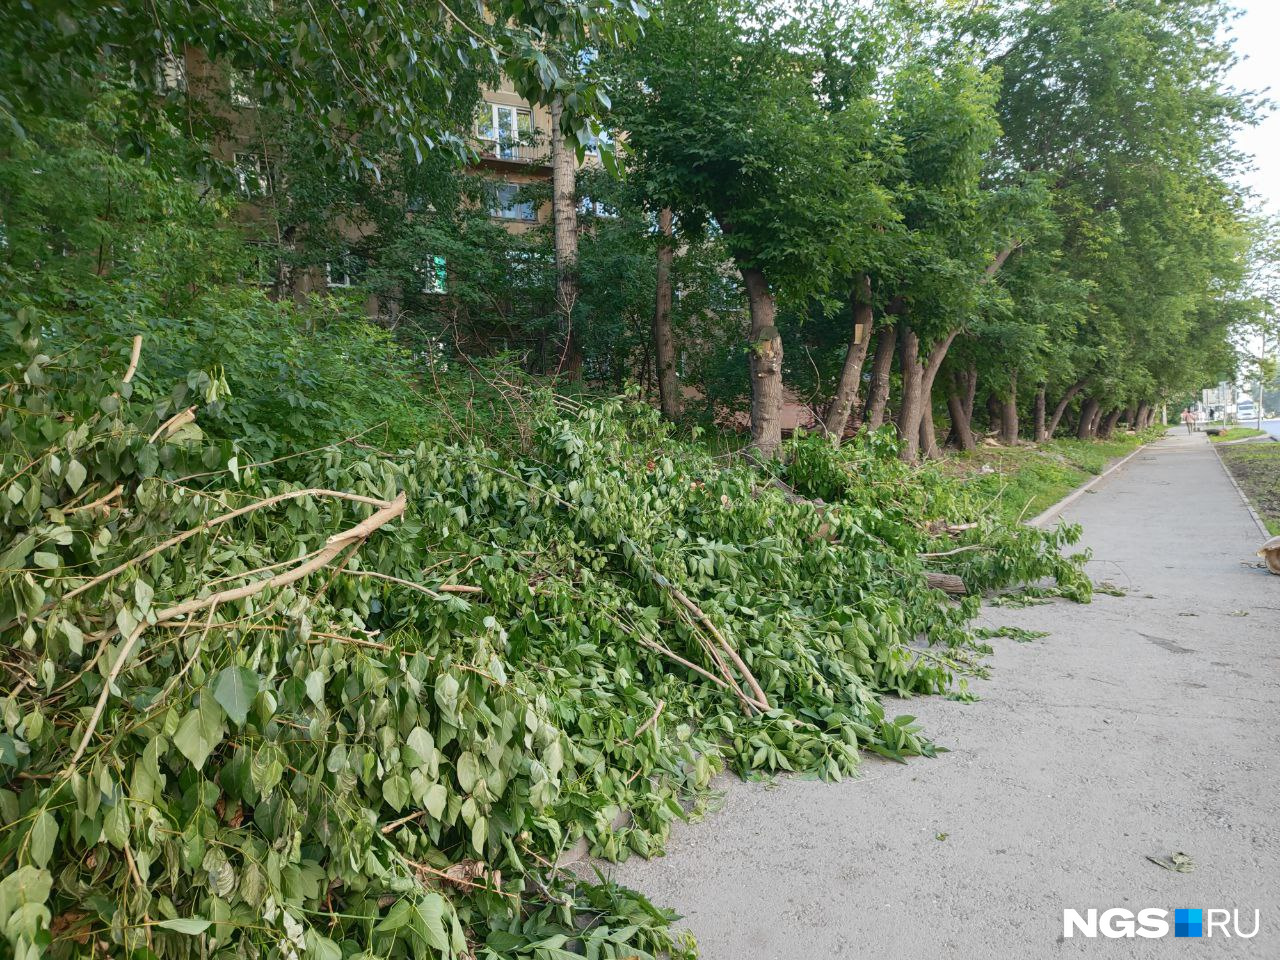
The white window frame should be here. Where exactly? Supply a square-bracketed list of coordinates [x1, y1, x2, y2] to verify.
[583, 127, 612, 156]
[476, 102, 533, 160]
[229, 69, 258, 107]
[578, 196, 615, 218]
[233, 152, 273, 197]
[491, 182, 536, 222]
[326, 262, 356, 289]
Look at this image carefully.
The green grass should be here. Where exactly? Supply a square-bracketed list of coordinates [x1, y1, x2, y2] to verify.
[942, 430, 1158, 524]
[1207, 427, 1268, 442]
[1217, 442, 1280, 535]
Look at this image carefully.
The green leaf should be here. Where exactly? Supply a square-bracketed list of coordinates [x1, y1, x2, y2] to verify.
[65, 460, 87, 493]
[213, 667, 259, 726]
[383, 774, 409, 812]
[415, 893, 450, 951]
[423, 782, 447, 819]
[156, 918, 211, 934]
[173, 701, 222, 769]
[28, 811, 56, 868]
[456, 751, 480, 793]
[375, 899, 413, 933]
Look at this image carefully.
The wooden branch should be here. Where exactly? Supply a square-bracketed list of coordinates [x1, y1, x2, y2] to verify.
[122, 335, 142, 384]
[64, 485, 123, 515]
[622, 699, 665, 744]
[148, 405, 196, 443]
[68, 620, 146, 765]
[339, 568, 481, 597]
[153, 494, 406, 625]
[925, 572, 967, 595]
[919, 544, 986, 559]
[667, 584, 771, 712]
[65, 495, 407, 768]
[61, 488, 394, 604]
[981, 243, 1017, 282]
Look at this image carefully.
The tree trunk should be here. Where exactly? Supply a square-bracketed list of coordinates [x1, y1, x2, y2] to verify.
[1135, 400, 1151, 431]
[652, 207, 682, 419]
[896, 321, 922, 461]
[740, 265, 784, 458]
[962, 365, 978, 422]
[549, 98, 581, 378]
[919, 397, 941, 459]
[986, 390, 1002, 434]
[999, 370, 1020, 444]
[1098, 408, 1122, 439]
[1046, 381, 1085, 439]
[862, 323, 896, 430]
[895, 317, 960, 462]
[947, 368, 977, 452]
[1077, 396, 1100, 439]
[1033, 385, 1046, 442]
[821, 274, 873, 442]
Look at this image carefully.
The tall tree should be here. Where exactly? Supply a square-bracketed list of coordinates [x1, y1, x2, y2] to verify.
[653, 207, 684, 418]
[609, 0, 888, 457]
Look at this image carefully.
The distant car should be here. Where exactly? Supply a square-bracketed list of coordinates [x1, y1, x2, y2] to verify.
[1236, 401, 1256, 421]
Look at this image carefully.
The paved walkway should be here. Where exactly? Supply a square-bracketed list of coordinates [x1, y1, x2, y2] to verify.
[610, 431, 1279, 957]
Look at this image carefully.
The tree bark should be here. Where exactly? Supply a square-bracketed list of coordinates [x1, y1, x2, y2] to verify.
[1098, 408, 1122, 439]
[862, 323, 896, 430]
[549, 98, 581, 378]
[919, 397, 941, 459]
[652, 207, 682, 419]
[896, 321, 922, 461]
[821, 274, 873, 442]
[1134, 400, 1151, 431]
[740, 265, 784, 458]
[1046, 380, 1085, 439]
[1033, 385, 1046, 443]
[895, 318, 960, 462]
[946, 368, 977, 452]
[1077, 396, 1100, 439]
[999, 370, 1020, 444]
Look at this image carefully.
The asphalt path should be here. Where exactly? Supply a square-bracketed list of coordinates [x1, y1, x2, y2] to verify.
[607, 430, 1279, 958]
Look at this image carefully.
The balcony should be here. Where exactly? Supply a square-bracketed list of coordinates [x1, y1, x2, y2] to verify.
[475, 137, 548, 166]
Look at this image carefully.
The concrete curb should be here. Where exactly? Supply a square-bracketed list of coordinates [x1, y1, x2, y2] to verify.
[1210, 443, 1272, 539]
[1028, 442, 1150, 529]
[1213, 433, 1278, 446]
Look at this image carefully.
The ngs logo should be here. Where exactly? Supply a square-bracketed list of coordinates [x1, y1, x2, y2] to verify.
[1063, 907, 1260, 939]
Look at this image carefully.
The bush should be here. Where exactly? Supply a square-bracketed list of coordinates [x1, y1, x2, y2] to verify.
[0, 308, 1091, 959]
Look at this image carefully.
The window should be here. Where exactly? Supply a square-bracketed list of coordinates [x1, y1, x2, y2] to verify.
[244, 242, 277, 287]
[229, 69, 257, 106]
[578, 197, 615, 218]
[491, 183, 535, 221]
[583, 127, 613, 156]
[155, 54, 187, 94]
[326, 253, 364, 289]
[418, 255, 447, 294]
[233, 152, 273, 198]
[476, 102, 533, 160]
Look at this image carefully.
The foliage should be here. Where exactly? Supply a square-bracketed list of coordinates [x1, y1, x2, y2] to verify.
[2, 0, 645, 173]
[0, 303, 1094, 958]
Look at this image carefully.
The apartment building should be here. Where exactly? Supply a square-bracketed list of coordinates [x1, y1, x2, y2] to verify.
[165, 49, 602, 310]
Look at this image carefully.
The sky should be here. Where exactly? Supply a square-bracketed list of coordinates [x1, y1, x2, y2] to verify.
[1228, 1, 1280, 216]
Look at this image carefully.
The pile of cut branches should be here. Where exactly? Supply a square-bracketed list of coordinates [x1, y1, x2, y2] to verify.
[0, 313, 1088, 959]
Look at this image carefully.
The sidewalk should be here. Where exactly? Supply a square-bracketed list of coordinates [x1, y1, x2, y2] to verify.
[608, 431, 1280, 958]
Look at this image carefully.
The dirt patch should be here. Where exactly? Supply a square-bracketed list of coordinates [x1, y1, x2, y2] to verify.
[1217, 442, 1280, 534]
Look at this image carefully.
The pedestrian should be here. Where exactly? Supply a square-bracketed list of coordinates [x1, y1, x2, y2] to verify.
[1182, 408, 1194, 434]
